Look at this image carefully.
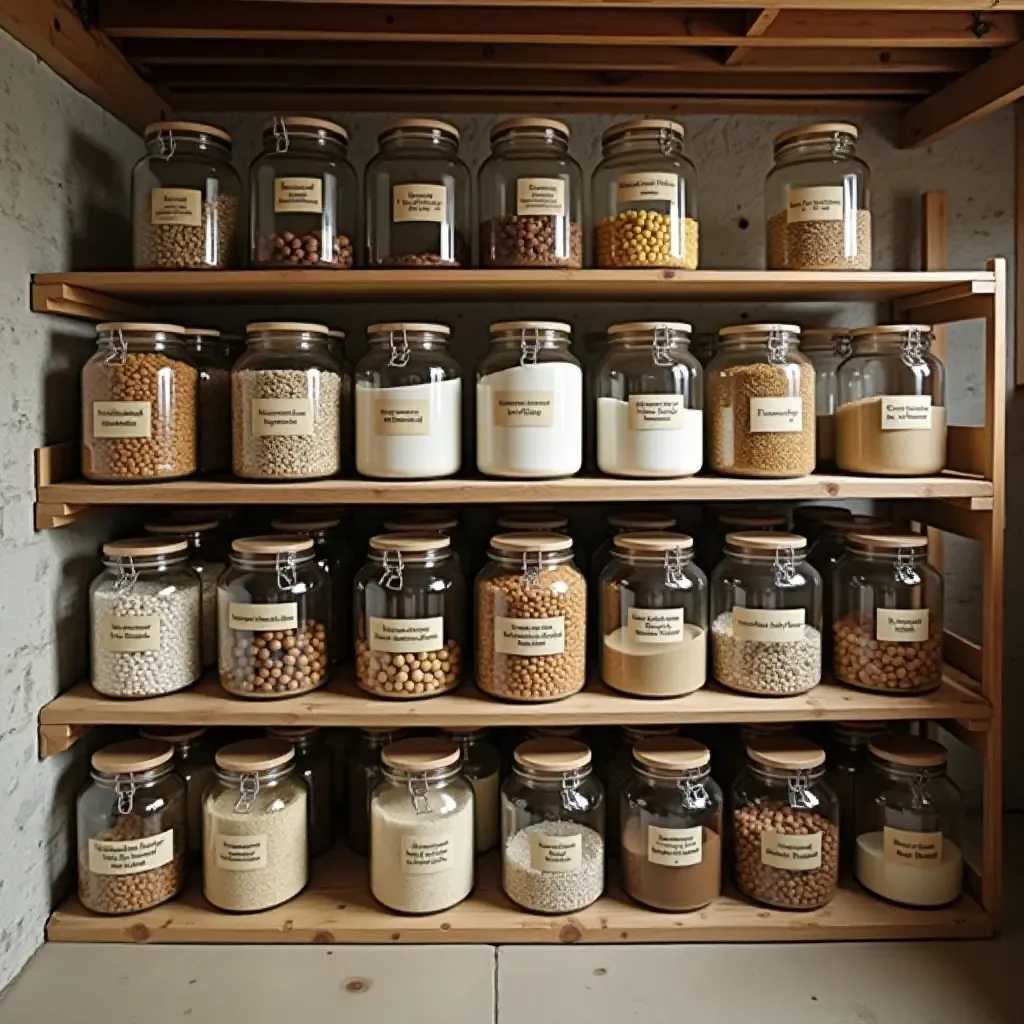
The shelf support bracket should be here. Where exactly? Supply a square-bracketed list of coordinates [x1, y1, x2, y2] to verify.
[39, 724, 91, 760]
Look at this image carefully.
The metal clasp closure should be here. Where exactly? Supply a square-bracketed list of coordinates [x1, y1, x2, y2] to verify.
[772, 546, 798, 588]
[560, 775, 586, 813]
[380, 550, 405, 591]
[388, 329, 411, 369]
[834, 333, 853, 359]
[894, 545, 921, 586]
[788, 770, 813, 810]
[408, 774, 431, 815]
[276, 551, 298, 590]
[520, 551, 543, 590]
[900, 327, 929, 369]
[114, 775, 136, 815]
[156, 129, 176, 161]
[113, 555, 139, 596]
[652, 324, 673, 367]
[519, 327, 540, 366]
[766, 327, 788, 366]
[658, 127, 673, 157]
[678, 777, 708, 808]
[664, 547, 687, 588]
[104, 328, 128, 366]
[909, 771, 929, 811]
[272, 116, 291, 154]
[235, 773, 260, 813]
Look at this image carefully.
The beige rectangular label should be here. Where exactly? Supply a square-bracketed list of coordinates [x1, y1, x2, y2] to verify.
[883, 826, 944, 867]
[617, 172, 678, 204]
[627, 607, 685, 645]
[731, 607, 805, 643]
[215, 834, 268, 871]
[516, 177, 566, 216]
[251, 397, 314, 437]
[88, 830, 174, 876]
[393, 183, 447, 223]
[274, 176, 323, 214]
[150, 187, 202, 227]
[749, 396, 803, 433]
[761, 830, 822, 871]
[492, 390, 555, 427]
[101, 614, 161, 653]
[374, 396, 431, 436]
[881, 395, 932, 430]
[529, 833, 582, 873]
[495, 616, 565, 656]
[628, 395, 688, 431]
[876, 608, 929, 643]
[229, 602, 298, 631]
[787, 185, 844, 224]
[648, 825, 702, 867]
[92, 401, 152, 439]
[368, 616, 445, 654]
[402, 835, 452, 875]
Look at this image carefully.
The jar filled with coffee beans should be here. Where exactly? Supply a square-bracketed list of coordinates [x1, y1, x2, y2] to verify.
[182, 328, 236, 474]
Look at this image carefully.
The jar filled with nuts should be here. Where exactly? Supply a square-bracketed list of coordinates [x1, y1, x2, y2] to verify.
[250, 116, 356, 270]
[182, 328, 236, 474]
[77, 739, 187, 915]
[593, 119, 699, 269]
[801, 328, 852, 469]
[132, 121, 241, 269]
[479, 118, 583, 269]
[366, 119, 471, 268]
[217, 535, 331, 699]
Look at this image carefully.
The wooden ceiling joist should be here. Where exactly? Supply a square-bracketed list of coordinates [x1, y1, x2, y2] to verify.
[724, 8, 781, 67]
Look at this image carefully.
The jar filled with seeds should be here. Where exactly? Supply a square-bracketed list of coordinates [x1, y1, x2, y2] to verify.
[77, 740, 186, 915]
[765, 122, 872, 271]
[182, 328, 235, 474]
[217, 535, 330, 699]
[697, 509, 790, 574]
[82, 322, 198, 482]
[346, 728, 404, 855]
[90, 538, 201, 699]
[479, 118, 583, 269]
[593, 119, 699, 269]
[802, 328, 852, 469]
[250, 116, 356, 269]
[444, 728, 501, 854]
[824, 721, 889, 866]
[733, 737, 839, 910]
[132, 121, 241, 270]
[268, 726, 333, 858]
[710, 532, 823, 696]
[354, 534, 465, 699]
[232, 321, 343, 480]
[366, 119, 470, 268]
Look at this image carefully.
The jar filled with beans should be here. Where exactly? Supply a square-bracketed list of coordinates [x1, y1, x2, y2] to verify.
[182, 327, 236, 474]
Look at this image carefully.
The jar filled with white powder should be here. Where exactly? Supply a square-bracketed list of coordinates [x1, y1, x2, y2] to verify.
[444, 728, 501, 853]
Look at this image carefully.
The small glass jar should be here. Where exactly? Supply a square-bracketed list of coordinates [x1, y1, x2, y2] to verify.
[268, 726, 333, 858]
[132, 121, 241, 270]
[203, 739, 308, 912]
[217, 535, 330, 699]
[444, 728, 501, 854]
[346, 728, 403, 855]
[836, 325, 947, 476]
[82, 322, 198, 482]
[354, 534, 465, 699]
[606, 725, 679, 851]
[366, 119, 470, 268]
[476, 533, 587, 702]
[823, 721, 889, 867]
[706, 324, 815, 478]
[250, 116, 356, 269]
[596, 322, 703, 478]
[765, 122, 872, 271]
[477, 321, 583, 479]
[733, 737, 839, 910]
[593, 119, 699, 269]
[802, 328, 852, 469]
[502, 739, 606, 913]
[697, 509, 790, 574]
[355, 322, 462, 479]
[181, 328, 235, 474]
[479, 118, 583, 269]
[77, 740, 187, 915]
[833, 532, 943, 695]
[232, 321, 343, 481]
[711, 531, 822, 696]
[90, 538, 201, 699]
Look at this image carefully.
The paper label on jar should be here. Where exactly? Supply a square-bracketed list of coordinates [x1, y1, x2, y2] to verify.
[402, 835, 453, 874]
[627, 607, 685, 644]
[881, 395, 932, 430]
[648, 825, 702, 867]
[273, 176, 323, 214]
[373, 396, 431, 436]
[150, 187, 202, 227]
[516, 177, 566, 217]
[883, 826, 944, 867]
[492, 391, 555, 427]
[731, 607, 805, 643]
[749, 396, 803, 433]
[393, 183, 447, 223]
[251, 397, 314, 437]
[495, 616, 565, 656]
[786, 185, 844, 224]
[101, 614, 162, 652]
[617, 172, 678, 204]
[628, 395, 694, 431]
[215, 834, 268, 871]
[92, 401, 152, 439]
[88, 830, 174, 876]
[229, 602, 298, 631]
[368, 616, 445, 654]
[530, 833, 582, 873]
[761, 829, 822, 871]
[876, 608, 929, 643]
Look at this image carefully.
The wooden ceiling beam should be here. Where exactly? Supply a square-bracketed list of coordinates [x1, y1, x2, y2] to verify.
[193, 1, 1024, 9]
[737, 48, 978, 74]
[724, 8, 781, 67]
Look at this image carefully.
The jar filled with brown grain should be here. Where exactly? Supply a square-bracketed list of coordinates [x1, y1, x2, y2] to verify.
[181, 327, 235, 474]
[801, 328, 852, 469]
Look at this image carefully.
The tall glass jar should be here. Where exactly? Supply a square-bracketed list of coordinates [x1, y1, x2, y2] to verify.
[711, 532, 822, 696]
[355, 322, 462, 479]
[77, 740, 186, 915]
[596, 322, 703, 478]
[836, 325, 947, 476]
[250, 116, 356, 269]
[479, 118, 583, 269]
[444, 728, 501, 854]
[232, 321, 343, 480]
[823, 721, 889, 866]
[366, 119, 470, 268]
[502, 739, 605, 913]
[802, 328, 852, 469]
[268, 726, 333, 858]
[765, 122, 872, 271]
[132, 121, 241, 269]
[181, 327, 235, 474]
[346, 728, 403, 855]
[593, 119, 699, 269]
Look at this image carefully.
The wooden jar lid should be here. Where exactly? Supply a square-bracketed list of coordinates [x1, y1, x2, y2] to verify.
[368, 322, 450, 336]
[747, 737, 826, 771]
[634, 738, 710, 772]
[232, 535, 314, 555]
[97, 322, 186, 335]
[614, 531, 693, 554]
[271, 516, 342, 532]
[774, 122, 859, 146]
[489, 320, 571, 334]
[607, 512, 676, 530]
[869, 735, 947, 768]
[139, 727, 207, 744]
[145, 519, 219, 535]
[382, 738, 460, 771]
[216, 739, 295, 773]
[246, 321, 329, 335]
[726, 530, 807, 552]
[491, 532, 573, 553]
[514, 738, 592, 772]
[103, 537, 188, 557]
[607, 321, 693, 336]
[93, 739, 174, 774]
[369, 534, 451, 553]
[848, 532, 928, 551]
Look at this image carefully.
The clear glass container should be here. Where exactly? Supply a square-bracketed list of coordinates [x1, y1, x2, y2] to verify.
[355, 322, 462, 479]
[346, 728, 403, 855]
[82, 322, 198, 482]
[217, 535, 330, 698]
[733, 737, 839, 910]
[697, 509, 789, 574]
[445, 728, 501, 854]
[232, 321, 343, 480]
[366, 119, 470, 268]
[181, 327, 235, 474]
[479, 118, 583, 269]
[836, 325, 947, 476]
[132, 121, 241, 270]
[802, 328, 852, 469]
[711, 531, 822, 696]
[250, 116, 356, 269]
[823, 721, 888, 867]
[606, 725, 678, 852]
[765, 122, 872, 271]
[706, 324, 815, 478]
[593, 119, 699, 269]
[77, 740, 187, 915]
[90, 538, 201, 698]
[268, 726, 333, 858]
[596, 321, 703, 478]
[501, 739, 606, 913]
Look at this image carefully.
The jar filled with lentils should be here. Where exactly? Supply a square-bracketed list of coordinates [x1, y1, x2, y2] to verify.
[801, 328, 852, 470]
[182, 327, 236, 474]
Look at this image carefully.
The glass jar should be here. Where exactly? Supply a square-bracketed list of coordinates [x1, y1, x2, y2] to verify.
[711, 531, 823, 696]
[180, 327, 235, 474]
[250, 116, 356, 270]
[698, 509, 790, 574]
[733, 737, 839, 910]
[77, 740, 187, 915]
[501, 739, 605, 913]
[593, 119, 699, 269]
[833, 532, 943, 694]
[706, 324, 815, 478]
[203, 739, 308, 911]
[591, 511, 677, 586]
[217, 535, 330, 699]
[355, 322, 462, 479]
[596, 322, 703, 478]
[268, 726, 333, 858]
[479, 118, 583, 269]
[370, 738, 475, 913]
[836, 325, 947, 476]
[132, 121, 241, 270]
[476, 533, 587, 702]
[606, 725, 679, 851]
[327, 328, 354, 469]
[444, 728, 501, 854]
[346, 728, 403, 855]
[824, 721, 889, 866]
[354, 534, 465, 699]
[232, 321, 343, 480]
[802, 328, 852, 469]
[90, 538, 201, 698]
[82, 322, 198, 482]
[477, 321, 583, 479]
[366, 119, 470, 268]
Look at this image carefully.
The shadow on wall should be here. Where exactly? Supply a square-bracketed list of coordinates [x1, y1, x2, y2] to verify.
[66, 131, 131, 271]
[44, 330, 88, 444]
